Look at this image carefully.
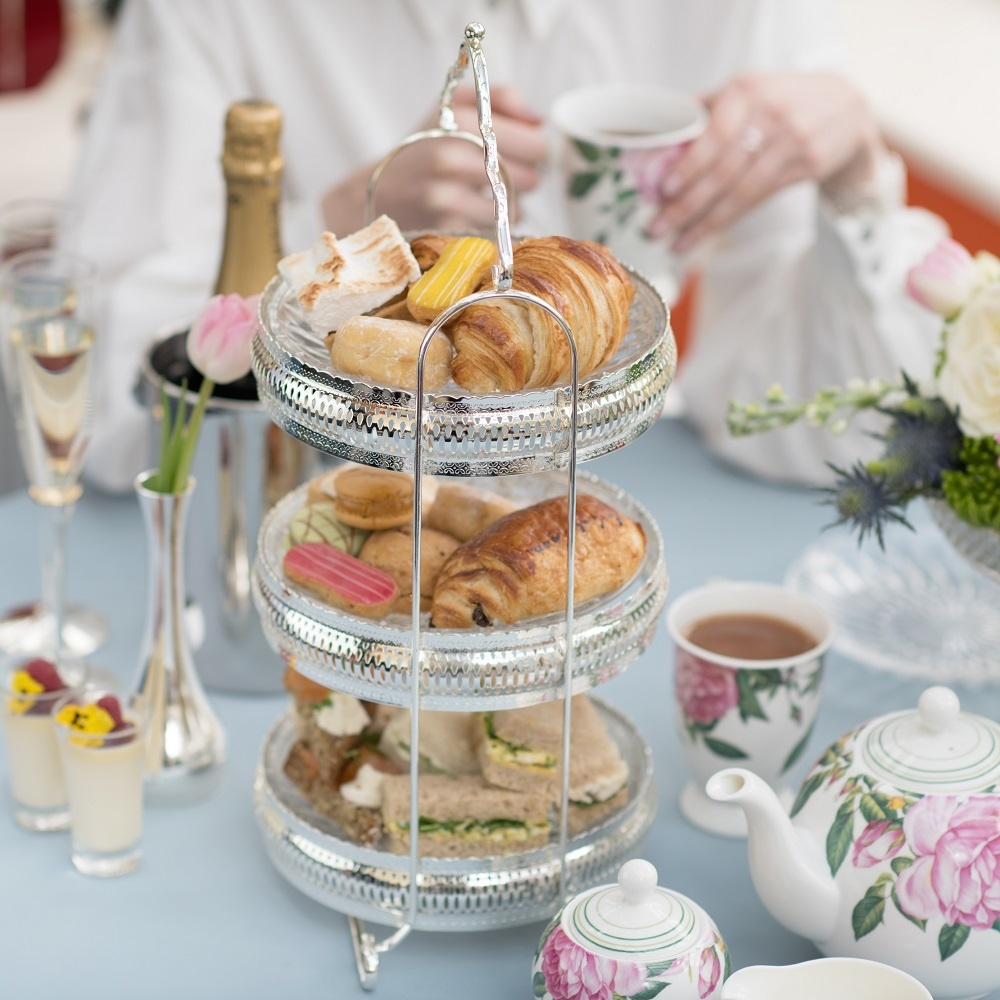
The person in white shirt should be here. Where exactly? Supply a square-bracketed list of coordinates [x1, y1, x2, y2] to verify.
[64, 0, 944, 492]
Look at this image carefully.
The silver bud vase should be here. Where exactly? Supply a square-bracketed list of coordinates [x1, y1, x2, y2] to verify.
[132, 472, 227, 802]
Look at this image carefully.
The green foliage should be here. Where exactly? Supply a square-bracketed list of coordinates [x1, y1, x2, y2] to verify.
[941, 436, 1000, 530]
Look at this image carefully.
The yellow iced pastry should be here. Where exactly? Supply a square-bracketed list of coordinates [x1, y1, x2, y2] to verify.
[406, 236, 496, 322]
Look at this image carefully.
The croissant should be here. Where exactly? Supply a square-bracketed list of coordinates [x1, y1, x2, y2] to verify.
[448, 236, 635, 393]
[429, 493, 646, 628]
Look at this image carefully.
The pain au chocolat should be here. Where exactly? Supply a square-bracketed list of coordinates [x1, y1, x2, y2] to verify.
[429, 494, 645, 628]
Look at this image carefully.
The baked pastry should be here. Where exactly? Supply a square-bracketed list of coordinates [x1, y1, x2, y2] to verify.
[424, 482, 519, 543]
[333, 467, 423, 530]
[406, 236, 496, 322]
[325, 314, 453, 390]
[278, 215, 420, 332]
[449, 236, 635, 392]
[429, 493, 646, 628]
[286, 500, 369, 556]
[358, 525, 460, 602]
[409, 233, 456, 272]
[284, 542, 398, 619]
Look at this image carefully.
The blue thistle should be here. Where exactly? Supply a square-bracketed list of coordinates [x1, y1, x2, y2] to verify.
[820, 463, 912, 548]
[869, 375, 963, 495]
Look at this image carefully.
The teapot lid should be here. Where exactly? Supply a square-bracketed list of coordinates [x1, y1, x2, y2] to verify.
[856, 687, 1000, 794]
[560, 859, 713, 961]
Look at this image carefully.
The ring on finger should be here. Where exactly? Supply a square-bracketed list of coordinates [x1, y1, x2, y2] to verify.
[741, 124, 764, 156]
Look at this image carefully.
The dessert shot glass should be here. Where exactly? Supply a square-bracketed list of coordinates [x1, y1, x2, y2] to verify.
[1, 654, 88, 831]
[53, 690, 147, 877]
[666, 581, 834, 839]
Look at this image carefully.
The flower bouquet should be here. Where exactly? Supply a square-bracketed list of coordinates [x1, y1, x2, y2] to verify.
[728, 239, 1000, 553]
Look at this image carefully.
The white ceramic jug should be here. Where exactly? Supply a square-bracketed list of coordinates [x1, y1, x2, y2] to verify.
[721, 958, 932, 1000]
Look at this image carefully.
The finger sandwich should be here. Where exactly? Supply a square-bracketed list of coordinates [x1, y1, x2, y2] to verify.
[381, 773, 550, 858]
[477, 695, 629, 831]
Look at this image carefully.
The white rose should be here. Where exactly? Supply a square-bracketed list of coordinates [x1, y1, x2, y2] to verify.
[937, 282, 1000, 436]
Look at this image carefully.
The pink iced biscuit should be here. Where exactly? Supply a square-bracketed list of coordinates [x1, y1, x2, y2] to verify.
[284, 541, 398, 620]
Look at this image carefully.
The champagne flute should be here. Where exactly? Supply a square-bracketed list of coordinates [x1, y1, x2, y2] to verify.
[0, 250, 108, 658]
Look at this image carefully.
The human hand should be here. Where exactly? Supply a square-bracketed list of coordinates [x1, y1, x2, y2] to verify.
[322, 85, 546, 234]
[645, 73, 884, 252]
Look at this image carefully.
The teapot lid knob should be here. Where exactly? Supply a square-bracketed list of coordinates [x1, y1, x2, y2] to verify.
[618, 858, 658, 904]
[918, 686, 961, 734]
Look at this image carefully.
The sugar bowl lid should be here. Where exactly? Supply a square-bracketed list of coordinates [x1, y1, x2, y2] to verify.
[560, 859, 716, 962]
[855, 687, 1000, 794]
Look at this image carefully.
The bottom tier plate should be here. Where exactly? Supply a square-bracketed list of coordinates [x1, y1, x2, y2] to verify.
[253, 699, 656, 932]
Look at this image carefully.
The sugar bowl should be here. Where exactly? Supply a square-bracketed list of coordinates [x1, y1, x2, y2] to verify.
[533, 858, 730, 1000]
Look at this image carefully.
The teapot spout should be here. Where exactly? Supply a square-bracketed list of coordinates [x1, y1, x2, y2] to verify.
[706, 768, 838, 944]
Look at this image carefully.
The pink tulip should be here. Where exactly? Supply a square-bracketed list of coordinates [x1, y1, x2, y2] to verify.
[186, 293, 260, 385]
[905, 239, 979, 318]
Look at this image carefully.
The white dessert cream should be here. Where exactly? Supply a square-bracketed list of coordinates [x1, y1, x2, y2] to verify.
[2, 708, 66, 809]
[60, 735, 144, 853]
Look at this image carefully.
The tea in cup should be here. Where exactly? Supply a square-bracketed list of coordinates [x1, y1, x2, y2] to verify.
[550, 83, 706, 302]
[665, 581, 834, 838]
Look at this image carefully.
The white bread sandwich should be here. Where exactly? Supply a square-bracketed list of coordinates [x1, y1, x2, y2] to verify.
[278, 215, 421, 333]
[476, 694, 629, 831]
[381, 773, 550, 858]
[379, 709, 480, 776]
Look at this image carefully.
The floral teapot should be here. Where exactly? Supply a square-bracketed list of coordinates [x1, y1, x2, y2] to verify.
[707, 686, 1000, 1000]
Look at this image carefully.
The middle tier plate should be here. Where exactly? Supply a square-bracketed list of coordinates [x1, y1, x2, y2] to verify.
[253, 471, 667, 710]
[251, 265, 674, 476]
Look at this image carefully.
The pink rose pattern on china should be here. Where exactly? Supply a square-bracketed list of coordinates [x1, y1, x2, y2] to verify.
[539, 928, 646, 1000]
[675, 650, 739, 726]
[675, 648, 822, 771]
[852, 819, 906, 869]
[620, 146, 683, 205]
[536, 925, 729, 1000]
[894, 796, 1000, 930]
[790, 735, 1000, 962]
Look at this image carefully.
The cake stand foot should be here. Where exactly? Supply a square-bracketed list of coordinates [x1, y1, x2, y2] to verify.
[349, 917, 411, 991]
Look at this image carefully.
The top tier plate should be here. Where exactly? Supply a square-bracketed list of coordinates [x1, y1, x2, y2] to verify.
[252, 266, 674, 476]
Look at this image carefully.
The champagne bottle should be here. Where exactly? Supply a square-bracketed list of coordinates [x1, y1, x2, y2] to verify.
[213, 99, 284, 297]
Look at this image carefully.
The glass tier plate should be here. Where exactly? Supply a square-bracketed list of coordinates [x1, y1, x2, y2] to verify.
[251, 267, 674, 475]
[252, 471, 667, 710]
[785, 502, 1000, 684]
[927, 497, 1000, 585]
[253, 699, 656, 932]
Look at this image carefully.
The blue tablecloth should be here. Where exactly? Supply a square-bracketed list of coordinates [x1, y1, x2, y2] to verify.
[1, 417, 997, 999]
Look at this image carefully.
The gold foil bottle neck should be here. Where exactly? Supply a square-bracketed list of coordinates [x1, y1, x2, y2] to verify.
[221, 100, 283, 180]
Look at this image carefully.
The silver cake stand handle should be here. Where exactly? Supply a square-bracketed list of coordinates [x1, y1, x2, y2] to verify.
[349, 22, 580, 990]
[363, 20, 516, 280]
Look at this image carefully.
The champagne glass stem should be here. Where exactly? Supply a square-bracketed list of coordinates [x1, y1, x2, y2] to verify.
[39, 499, 74, 656]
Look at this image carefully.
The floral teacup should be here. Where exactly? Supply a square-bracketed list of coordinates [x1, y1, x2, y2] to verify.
[666, 581, 834, 838]
[550, 83, 706, 304]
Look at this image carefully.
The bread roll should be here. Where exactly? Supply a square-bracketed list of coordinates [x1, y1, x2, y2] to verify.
[430, 494, 645, 628]
[326, 314, 453, 390]
[449, 236, 634, 392]
[424, 482, 519, 543]
[358, 526, 460, 599]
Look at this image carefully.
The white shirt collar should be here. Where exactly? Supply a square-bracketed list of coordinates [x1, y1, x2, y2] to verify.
[403, 0, 568, 41]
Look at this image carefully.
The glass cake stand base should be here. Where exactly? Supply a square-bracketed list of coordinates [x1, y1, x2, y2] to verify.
[784, 504, 1000, 684]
